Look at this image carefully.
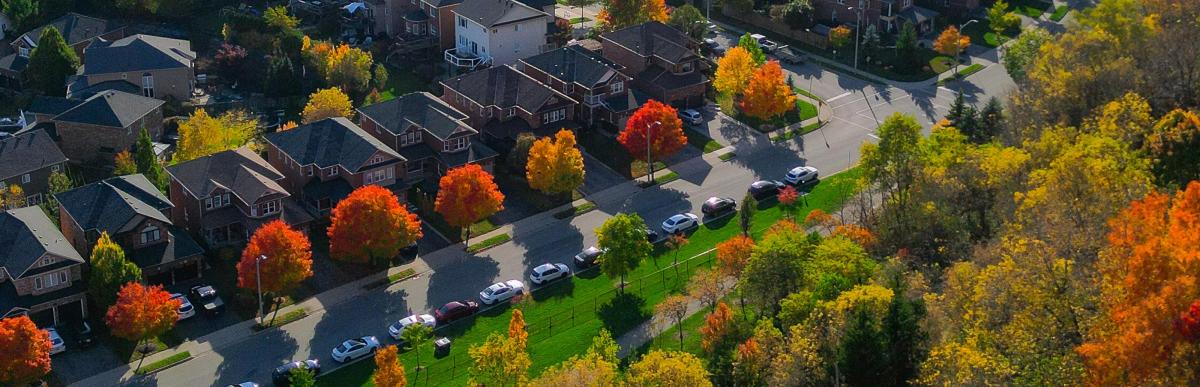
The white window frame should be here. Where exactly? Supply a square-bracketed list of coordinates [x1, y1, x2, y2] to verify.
[51, 164, 60, 173]
[305, 165, 314, 176]
[506, 108, 517, 118]
[141, 73, 155, 98]
[327, 167, 339, 176]
[542, 108, 566, 124]
[42, 257, 54, 266]
[263, 200, 279, 215]
[140, 225, 161, 244]
[21, 174, 30, 183]
[18, 46, 30, 57]
[443, 137, 468, 152]
[564, 83, 574, 93]
[611, 81, 624, 93]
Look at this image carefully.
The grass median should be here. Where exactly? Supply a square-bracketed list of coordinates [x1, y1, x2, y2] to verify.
[135, 351, 191, 375]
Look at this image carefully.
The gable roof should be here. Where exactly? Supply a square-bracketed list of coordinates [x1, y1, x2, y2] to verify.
[357, 92, 473, 140]
[26, 96, 79, 117]
[55, 174, 172, 234]
[455, 0, 545, 28]
[19, 13, 117, 48]
[441, 65, 575, 113]
[52, 89, 163, 128]
[422, 0, 464, 7]
[264, 117, 403, 172]
[0, 129, 67, 181]
[521, 45, 622, 87]
[81, 34, 195, 75]
[166, 147, 288, 204]
[601, 21, 698, 63]
[0, 207, 84, 279]
[66, 78, 140, 99]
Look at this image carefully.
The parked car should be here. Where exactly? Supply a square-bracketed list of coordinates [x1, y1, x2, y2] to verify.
[645, 228, 660, 243]
[75, 321, 95, 348]
[574, 246, 605, 268]
[272, 359, 320, 386]
[708, 23, 719, 34]
[774, 45, 805, 64]
[435, 300, 479, 324]
[479, 280, 526, 305]
[226, 382, 259, 387]
[748, 180, 785, 200]
[331, 336, 380, 363]
[530, 263, 570, 285]
[784, 166, 819, 185]
[46, 328, 65, 355]
[388, 314, 437, 340]
[661, 213, 700, 234]
[172, 293, 195, 320]
[678, 109, 704, 126]
[701, 197, 736, 216]
[760, 39, 779, 53]
[189, 285, 226, 317]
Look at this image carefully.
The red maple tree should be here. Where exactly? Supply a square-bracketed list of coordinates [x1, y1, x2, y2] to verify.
[105, 282, 180, 369]
[328, 185, 423, 265]
[618, 99, 688, 170]
[238, 220, 314, 317]
[0, 315, 51, 385]
[1175, 300, 1200, 342]
[434, 164, 505, 246]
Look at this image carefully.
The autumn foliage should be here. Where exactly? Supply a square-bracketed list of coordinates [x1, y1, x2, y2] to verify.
[526, 129, 585, 195]
[175, 109, 257, 162]
[618, 99, 688, 164]
[716, 235, 755, 278]
[373, 345, 407, 387]
[302, 87, 354, 123]
[238, 220, 313, 294]
[933, 26, 970, 57]
[329, 185, 422, 264]
[105, 282, 180, 343]
[700, 301, 735, 353]
[714, 47, 756, 96]
[435, 164, 505, 243]
[0, 316, 51, 385]
[1175, 300, 1200, 342]
[740, 61, 796, 121]
[597, 0, 668, 30]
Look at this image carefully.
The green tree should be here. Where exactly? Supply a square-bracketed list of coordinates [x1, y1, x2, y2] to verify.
[288, 367, 316, 387]
[667, 4, 705, 40]
[781, 0, 813, 30]
[399, 323, 432, 380]
[860, 113, 923, 254]
[507, 132, 536, 173]
[881, 271, 927, 385]
[263, 54, 302, 97]
[840, 308, 888, 386]
[3, 0, 37, 32]
[975, 97, 1004, 143]
[27, 26, 80, 97]
[263, 5, 299, 30]
[945, 91, 979, 135]
[1001, 28, 1051, 81]
[861, 24, 881, 60]
[739, 192, 756, 237]
[115, 0, 159, 15]
[41, 170, 73, 219]
[740, 226, 811, 314]
[88, 233, 143, 310]
[987, 0, 1021, 39]
[134, 128, 166, 191]
[595, 213, 653, 292]
[738, 33, 766, 66]
[894, 21, 918, 69]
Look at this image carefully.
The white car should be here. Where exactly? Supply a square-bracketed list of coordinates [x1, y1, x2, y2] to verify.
[46, 328, 65, 355]
[678, 109, 703, 126]
[529, 263, 570, 285]
[172, 293, 195, 320]
[479, 280, 526, 305]
[661, 213, 700, 234]
[784, 166, 819, 185]
[331, 336, 380, 363]
[388, 314, 436, 340]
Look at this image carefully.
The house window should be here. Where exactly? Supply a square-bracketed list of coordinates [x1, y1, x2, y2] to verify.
[26, 194, 42, 206]
[204, 193, 231, 209]
[401, 131, 422, 146]
[515, 24, 519, 31]
[305, 165, 314, 176]
[444, 137, 468, 152]
[459, 36, 467, 46]
[262, 200, 279, 215]
[470, 41, 478, 54]
[680, 62, 693, 73]
[21, 174, 29, 183]
[141, 73, 155, 98]
[18, 47, 29, 57]
[407, 160, 424, 173]
[140, 225, 161, 244]
[34, 277, 41, 290]
[564, 83, 574, 93]
[585, 94, 602, 105]
[611, 82, 624, 93]
[59, 271, 67, 284]
[459, 16, 466, 27]
[51, 165, 60, 173]
[506, 108, 516, 118]
[326, 167, 339, 176]
[542, 108, 566, 124]
[42, 257, 55, 266]
[431, 25, 438, 35]
[372, 155, 384, 164]
[365, 168, 393, 184]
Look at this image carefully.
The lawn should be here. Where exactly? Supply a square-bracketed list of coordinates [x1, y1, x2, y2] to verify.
[929, 56, 956, 74]
[962, 18, 1018, 48]
[1009, 0, 1053, 18]
[379, 65, 433, 101]
[317, 167, 864, 386]
[685, 128, 724, 154]
[569, 17, 590, 24]
[1050, 5, 1070, 22]
[720, 92, 819, 133]
[134, 351, 191, 375]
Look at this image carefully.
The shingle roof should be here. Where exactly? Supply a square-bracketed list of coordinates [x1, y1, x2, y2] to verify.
[166, 147, 288, 205]
[455, 0, 545, 28]
[0, 129, 67, 181]
[602, 21, 698, 63]
[26, 96, 79, 117]
[0, 53, 28, 73]
[441, 65, 575, 113]
[635, 65, 707, 91]
[522, 45, 621, 87]
[357, 92, 473, 140]
[0, 207, 83, 279]
[67, 79, 140, 99]
[422, 0, 463, 7]
[55, 174, 172, 234]
[81, 34, 195, 75]
[264, 117, 402, 172]
[19, 13, 117, 48]
[52, 89, 163, 128]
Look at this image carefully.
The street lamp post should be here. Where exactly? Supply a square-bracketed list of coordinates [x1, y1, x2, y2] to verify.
[848, 6, 863, 70]
[646, 120, 661, 184]
[954, 19, 978, 84]
[255, 255, 267, 324]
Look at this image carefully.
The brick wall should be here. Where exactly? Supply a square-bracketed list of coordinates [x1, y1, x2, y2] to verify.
[55, 107, 163, 165]
[600, 39, 647, 74]
[84, 66, 194, 102]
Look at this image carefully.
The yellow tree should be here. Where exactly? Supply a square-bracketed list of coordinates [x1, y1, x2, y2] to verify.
[627, 350, 712, 387]
[174, 109, 257, 162]
[373, 345, 407, 387]
[526, 129, 585, 197]
[933, 25, 971, 74]
[468, 332, 530, 386]
[642, 0, 669, 24]
[740, 61, 796, 121]
[302, 88, 354, 123]
[714, 46, 756, 97]
[113, 151, 137, 176]
[532, 329, 620, 386]
[508, 309, 528, 351]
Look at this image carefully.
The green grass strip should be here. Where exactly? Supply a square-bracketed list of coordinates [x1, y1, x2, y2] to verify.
[136, 351, 191, 375]
[718, 152, 736, 161]
[388, 268, 418, 284]
[554, 201, 597, 220]
[1050, 5, 1069, 21]
[255, 309, 308, 331]
[684, 128, 723, 154]
[467, 233, 511, 253]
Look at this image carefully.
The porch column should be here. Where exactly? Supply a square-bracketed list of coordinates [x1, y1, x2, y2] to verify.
[52, 305, 59, 326]
[80, 297, 87, 319]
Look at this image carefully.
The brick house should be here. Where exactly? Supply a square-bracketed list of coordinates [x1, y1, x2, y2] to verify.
[263, 118, 406, 216]
[392, 0, 462, 50]
[0, 13, 125, 89]
[599, 22, 708, 108]
[79, 34, 196, 101]
[56, 174, 205, 285]
[440, 65, 578, 140]
[358, 92, 498, 182]
[814, 0, 940, 35]
[444, 0, 552, 70]
[33, 89, 164, 165]
[519, 45, 636, 128]
[166, 147, 314, 247]
[0, 206, 87, 327]
[0, 129, 68, 207]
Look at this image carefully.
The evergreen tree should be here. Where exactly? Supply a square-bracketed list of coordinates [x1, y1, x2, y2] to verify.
[840, 308, 888, 386]
[27, 26, 80, 97]
[3, 0, 37, 32]
[976, 97, 1005, 143]
[134, 128, 166, 191]
[945, 91, 979, 137]
[894, 22, 917, 70]
[861, 24, 881, 60]
[739, 192, 756, 237]
[263, 54, 302, 97]
[882, 280, 927, 384]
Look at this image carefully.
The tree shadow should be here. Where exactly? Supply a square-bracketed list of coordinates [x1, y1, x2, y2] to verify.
[209, 321, 301, 386]
[597, 293, 650, 337]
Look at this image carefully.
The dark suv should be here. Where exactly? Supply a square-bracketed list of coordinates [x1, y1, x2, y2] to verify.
[189, 285, 226, 317]
[272, 359, 320, 386]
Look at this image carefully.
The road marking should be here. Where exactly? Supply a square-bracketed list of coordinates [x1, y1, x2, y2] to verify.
[938, 86, 956, 94]
[866, 133, 881, 140]
[827, 91, 853, 102]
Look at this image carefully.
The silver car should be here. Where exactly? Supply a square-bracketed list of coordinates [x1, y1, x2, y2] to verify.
[388, 314, 436, 340]
[479, 280, 526, 305]
[331, 336, 380, 363]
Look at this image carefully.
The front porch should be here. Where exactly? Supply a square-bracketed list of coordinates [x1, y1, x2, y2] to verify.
[444, 48, 491, 71]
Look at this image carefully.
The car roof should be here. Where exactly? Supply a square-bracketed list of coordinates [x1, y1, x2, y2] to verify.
[582, 246, 601, 255]
[534, 263, 558, 272]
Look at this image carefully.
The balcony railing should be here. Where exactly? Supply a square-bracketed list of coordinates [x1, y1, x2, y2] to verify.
[444, 48, 490, 69]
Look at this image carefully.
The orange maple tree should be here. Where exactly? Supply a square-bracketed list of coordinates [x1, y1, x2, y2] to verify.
[0, 315, 51, 385]
[933, 25, 971, 59]
[105, 282, 180, 368]
[716, 235, 755, 278]
[699, 301, 735, 354]
[329, 185, 422, 265]
[618, 99, 687, 168]
[238, 220, 313, 315]
[1077, 181, 1200, 384]
[435, 164, 505, 245]
[740, 61, 796, 121]
[373, 345, 407, 387]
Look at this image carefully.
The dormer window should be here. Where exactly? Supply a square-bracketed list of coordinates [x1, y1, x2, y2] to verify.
[401, 130, 422, 146]
[305, 165, 314, 176]
[678, 62, 693, 73]
[506, 108, 516, 118]
[18, 47, 30, 58]
[261, 200, 279, 215]
[326, 167, 339, 176]
[140, 225, 161, 244]
[611, 81, 624, 94]
[42, 257, 55, 267]
[372, 155, 384, 164]
[205, 193, 231, 209]
[444, 137, 468, 152]
[564, 83, 574, 93]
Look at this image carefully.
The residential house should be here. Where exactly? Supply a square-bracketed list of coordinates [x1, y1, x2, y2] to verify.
[396, 0, 463, 51]
[440, 64, 578, 140]
[0, 129, 68, 207]
[0, 13, 125, 89]
[166, 147, 314, 247]
[917, 0, 978, 19]
[813, 0, 939, 35]
[32, 89, 164, 165]
[519, 45, 636, 128]
[0, 206, 87, 326]
[444, 0, 552, 70]
[599, 22, 709, 108]
[358, 92, 498, 182]
[56, 174, 205, 285]
[263, 117, 406, 216]
[79, 34, 196, 101]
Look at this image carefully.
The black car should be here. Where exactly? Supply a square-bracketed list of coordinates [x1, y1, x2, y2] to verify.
[434, 300, 479, 324]
[272, 359, 320, 386]
[573, 246, 605, 268]
[75, 321, 95, 348]
[701, 197, 736, 216]
[189, 285, 226, 317]
[645, 228, 660, 243]
[748, 180, 784, 200]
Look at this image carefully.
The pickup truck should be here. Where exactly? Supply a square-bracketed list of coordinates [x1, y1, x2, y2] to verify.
[773, 45, 805, 65]
[750, 33, 778, 53]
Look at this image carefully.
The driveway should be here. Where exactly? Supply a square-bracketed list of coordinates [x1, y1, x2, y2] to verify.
[580, 151, 629, 195]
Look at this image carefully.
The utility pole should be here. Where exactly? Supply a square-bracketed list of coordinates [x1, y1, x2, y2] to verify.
[848, 3, 863, 70]
[646, 121, 661, 184]
[255, 255, 267, 324]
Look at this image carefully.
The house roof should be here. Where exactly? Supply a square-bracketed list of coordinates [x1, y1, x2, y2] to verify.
[357, 92, 473, 140]
[26, 96, 79, 117]
[264, 117, 403, 172]
[55, 174, 173, 234]
[51, 89, 163, 128]
[635, 65, 708, 92]
[19, 13, 117, 48]
[441, 65, 575, 114]
[601, 21, 698, 64]
[455, 0, 545, 28]
[0, 129, 67, 181]
[81, 34, 195, 75]
[0, 207, 83, 280]
[126, 228, 204, 270]
[66, 78, 140, 99]
[521, 45, 622, 87]
[0, 53, 28, 73]
[422, 0, 464, 8]
[166, 147, 288, 205]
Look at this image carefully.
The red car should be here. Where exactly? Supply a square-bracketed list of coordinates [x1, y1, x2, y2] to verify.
[434, 300, 479, 324]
